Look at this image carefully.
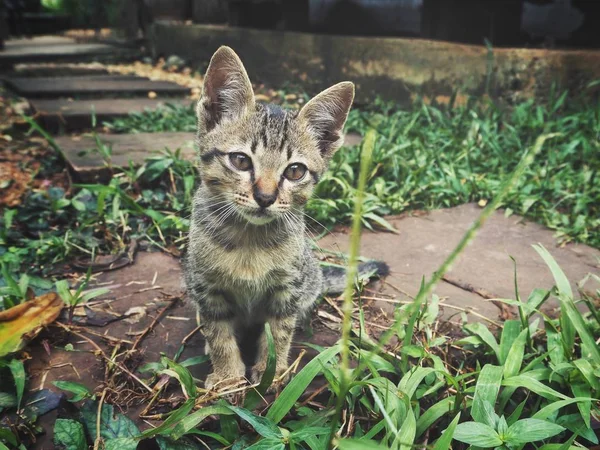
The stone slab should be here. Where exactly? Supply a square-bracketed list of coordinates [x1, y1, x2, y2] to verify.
[4, 75, 190, 97]
[0, 36, 132, 66]
[54, 132, 196, 182]
[318, 204, 600, 323]
[30, 97, 193, 132]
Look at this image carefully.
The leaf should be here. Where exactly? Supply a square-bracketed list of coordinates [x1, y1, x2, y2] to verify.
[171, 405, 233, 440]
[533, 245, 572, 297]
[503, 328, 528, 378]
[267, 344, 340, 423]
[53, 381, 92, 402]
[503, 375, 569, 400]
[453, 422, 503, 447]
[104, 438, 138, 450]
[80, 401, 140, 442]
[398, 367, 435, 399]
[0, 293, 63, 357]
[504, 419, 565, 445]
[416, 396, 457, 438]
[570, 383, 591, 429]
[573, 359, 600, 391]
[53, 419, 87, 450]
[140, 399, 196, 438]
[8, 359, 24, 409]
[245, 323, 276, 410]
[159, 358, 196, 399]
[433, 413, 460, 450]
[533, 397, 596, 421]
[471, 364, 503, 424]
[244, 438, 285, 450]
[155, 436, 198, 450]
[395, 405, 416, 450]
[499, 320, 522, 364]
[557, 292, 600, 364]
[337, 438, 389, 450]
[464, 323, 500, 361]
[227, 405, 282, 439]
[0, 392, 17, 408]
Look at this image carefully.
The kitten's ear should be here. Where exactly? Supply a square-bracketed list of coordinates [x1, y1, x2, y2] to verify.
[197, 46, 255, 132]
[298, 81, 354, 158]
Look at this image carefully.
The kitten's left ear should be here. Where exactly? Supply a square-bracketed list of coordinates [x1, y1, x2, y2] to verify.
[298, 81, 354, 158]
[197, 46, 255, 133]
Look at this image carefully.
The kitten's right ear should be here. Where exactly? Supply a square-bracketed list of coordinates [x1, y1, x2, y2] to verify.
[196, 46, 255, 133]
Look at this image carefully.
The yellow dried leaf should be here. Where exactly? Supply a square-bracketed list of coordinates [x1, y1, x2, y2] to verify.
[0, 293, 63, 357]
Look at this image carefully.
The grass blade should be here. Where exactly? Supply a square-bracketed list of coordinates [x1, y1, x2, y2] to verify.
[267, 344, 340, 423]
[471, 364, 503, 424]
[432, 412, 460, 450]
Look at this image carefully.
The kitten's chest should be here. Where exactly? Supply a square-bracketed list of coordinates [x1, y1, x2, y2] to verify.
[216, 246, 282, 280]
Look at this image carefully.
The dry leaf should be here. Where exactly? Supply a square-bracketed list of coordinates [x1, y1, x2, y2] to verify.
[0, 293, 64, 357]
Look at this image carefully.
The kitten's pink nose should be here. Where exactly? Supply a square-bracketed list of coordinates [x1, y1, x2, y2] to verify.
[253, 178, 278, 208]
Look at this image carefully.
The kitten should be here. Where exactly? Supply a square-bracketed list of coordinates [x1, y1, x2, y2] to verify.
[184, 46, 388, 392]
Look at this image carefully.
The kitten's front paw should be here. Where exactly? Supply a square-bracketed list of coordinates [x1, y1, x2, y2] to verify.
[205, 372, 247, 404]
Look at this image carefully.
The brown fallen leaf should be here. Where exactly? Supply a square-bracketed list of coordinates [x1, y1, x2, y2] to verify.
[0, 293, 64, 357]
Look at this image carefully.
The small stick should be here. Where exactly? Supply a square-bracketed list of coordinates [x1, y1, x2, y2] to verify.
[131, 296, 179, 352]
[94, 389, 107, 450]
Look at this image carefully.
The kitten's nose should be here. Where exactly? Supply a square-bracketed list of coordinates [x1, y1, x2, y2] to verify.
[253, 187, 277, 208]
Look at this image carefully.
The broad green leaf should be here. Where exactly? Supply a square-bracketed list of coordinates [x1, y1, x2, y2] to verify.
[464, 323, 500, 361]
[503, 375, 569, 400]
[181, 429, 230, 446]
[179, 355, 209, 368]
[505, 419, 565, 445]
[171, 405, 233, 440]
[533, 245, 572, 297]
[290, 426, 330, 440]
[394, 406, 416, 450]
[432, 412, 460, 450]
[228, 406, 282, 439]
[533, 397, 596, 421]
[503, 328, 528, 378]
[80, 401, 140, 442]
[8, 359, 24, 409]
[159, 358, 196, 399]
[570, 383, 591, 429]
[499, 320, 522, 364]
[558, 292, 600, 364]
[453, 422, 503, 447]
[155, 436, 198, 450]
[245, 438, 285, 450]
[267, 344, 340, 423]
[471, 364, 503, 424]
[546, 326, 565, 366]
[337, 438, 389, 450]
[140, 399, 195, 438]
[53, 419, 86, 450]
[416, 396, 456, 438]
[0, 428, 17, 446]
[507, 397, 528, 426]
[245, 323, 276, 410]
[104, 438, 138, 450]
[53, 381, 92, 402]
[573, 359, 600, 391]
[398, 367, 435, 399]
[0, 393, 17, 408]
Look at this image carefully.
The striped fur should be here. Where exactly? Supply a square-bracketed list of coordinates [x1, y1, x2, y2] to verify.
[184, 46, 359, 392]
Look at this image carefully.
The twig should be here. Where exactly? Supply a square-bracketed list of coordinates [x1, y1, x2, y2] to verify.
[441, 274, 515, 320]
[94, 389, 107, 450]
[131, 295, 179, 352]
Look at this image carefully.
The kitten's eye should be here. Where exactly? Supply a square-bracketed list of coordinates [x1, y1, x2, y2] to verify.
[283, 163, 307, 181]
[229, 152, 252, 171]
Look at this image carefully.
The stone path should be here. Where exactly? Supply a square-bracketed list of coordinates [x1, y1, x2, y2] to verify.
[54, 132, 195, 182]
[30, 98, 192, 132]
[319, 204, 600, 323]
[0, 36, 134, 67]
[4, 75, 191, 97]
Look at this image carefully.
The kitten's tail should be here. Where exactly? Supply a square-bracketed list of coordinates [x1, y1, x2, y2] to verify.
[321, 260, 390, 296]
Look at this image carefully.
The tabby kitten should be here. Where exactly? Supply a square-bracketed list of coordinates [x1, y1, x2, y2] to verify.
[184, 46, 386, 392]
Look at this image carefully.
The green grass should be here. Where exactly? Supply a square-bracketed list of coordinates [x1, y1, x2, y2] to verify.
[102, 91, 600, 249]
[0, 90, 599, 449]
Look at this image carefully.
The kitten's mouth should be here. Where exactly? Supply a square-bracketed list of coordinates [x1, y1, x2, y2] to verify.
[240, 208, 276, 225]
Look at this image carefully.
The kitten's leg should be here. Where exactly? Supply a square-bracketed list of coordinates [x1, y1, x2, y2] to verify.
[251, 315, 297, 385]
[202, 319, 246, 390]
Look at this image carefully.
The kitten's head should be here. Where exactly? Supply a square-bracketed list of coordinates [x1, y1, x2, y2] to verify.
[195, 46, 354, 225]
